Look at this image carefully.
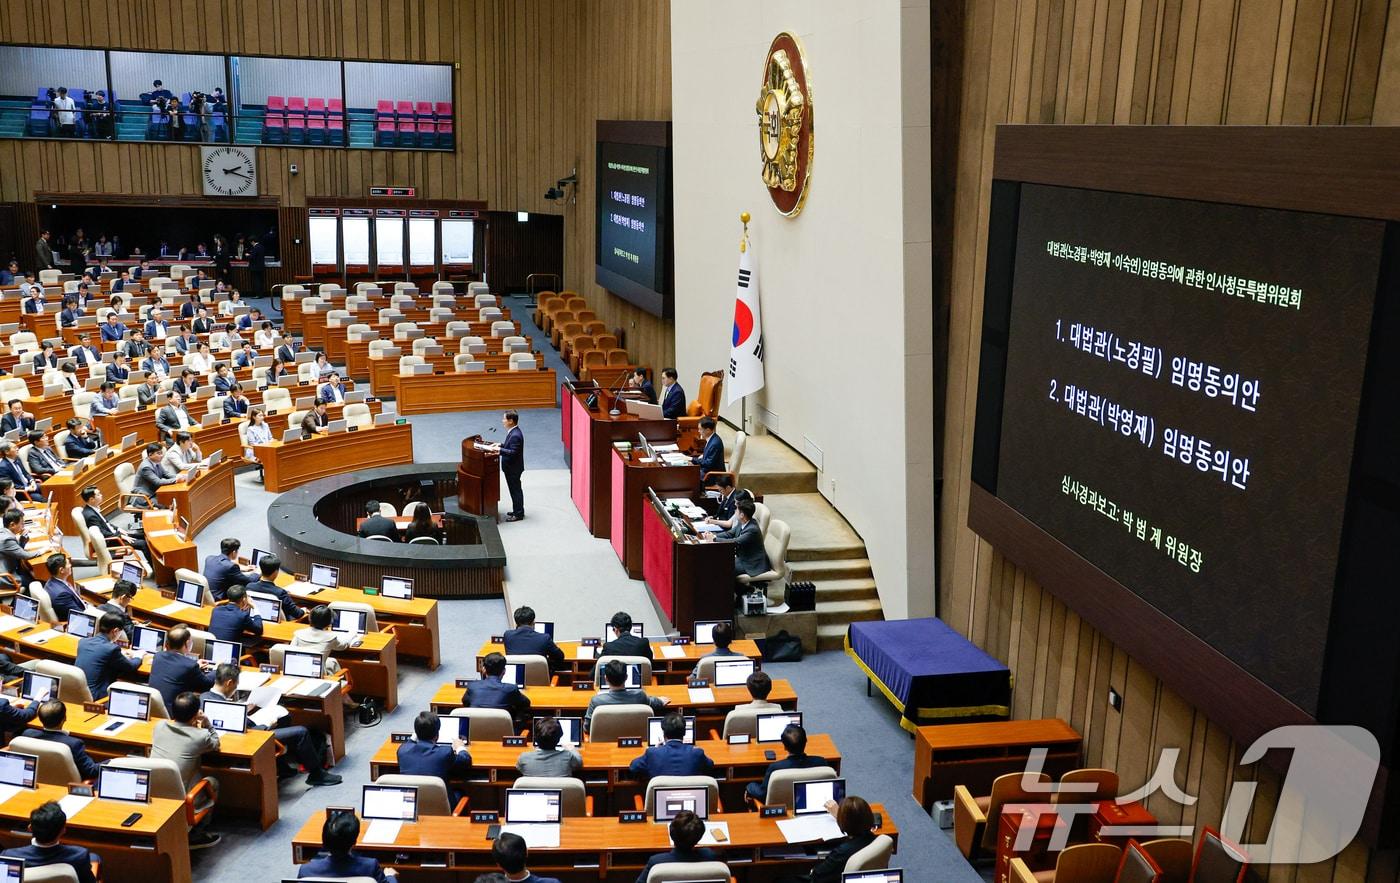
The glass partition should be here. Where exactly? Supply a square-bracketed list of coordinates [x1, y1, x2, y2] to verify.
[374, 217, 405, 269]
[408, 217, 436, 267]
[109, 50, 229, 142]
[441, 219, 475, 265]
[308, 217, 339, 266]
[344, 60, 452, 150]
[342, 217, 371, 266]
[0, 47, 110, 139]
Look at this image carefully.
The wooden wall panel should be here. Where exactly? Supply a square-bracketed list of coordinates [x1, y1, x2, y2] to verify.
[937, 0, 1400, 877]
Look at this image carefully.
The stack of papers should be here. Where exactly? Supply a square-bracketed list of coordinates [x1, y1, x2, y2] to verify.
[776, 813, 845, 843]
[661, 454, 692, 467]
[501, 823, 561, 849]
[652, 443, 680, 453]
[574, 646, 596, 660]
[696, 821, 730, 847]
[0, 615, 31, 633]
[155, 601, 192, 617]
[694, 523, 723, 533]
[56, 794, 93, 820]
[687, 687, 716, 703]
[26, 629, 62, 644]
[0, 784, 21, 806]
[660, 645, 687, 660]
[237, 672, 270, 692]
[363, 819, 402, 844]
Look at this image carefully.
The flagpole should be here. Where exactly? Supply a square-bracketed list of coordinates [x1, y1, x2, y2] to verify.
[739, 211, 750, 434]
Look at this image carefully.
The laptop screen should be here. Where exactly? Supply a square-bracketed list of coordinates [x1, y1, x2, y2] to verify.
[606, 623, 645, 639]
[653, 786, 710, 822]
[120, 560, 143, 584]
[282, 650, 324, 679]
[504, 789, 561, 824]
[435, 715, 468, 744]
[202, 639, 241, 666]
[98, 766, 151, 803]
[175, 579, 204, 606]
[107, 686, 151, 721]
[247, 594, 282, 622]
[598, 663, 642, 690]
[843, 873, 903, 883]
[362, 784, 418, 821]
[310, 563, 340, 588]
[538, 717, 582, 747]
[331, 608, 366, 635]
[250, 548, 272, 568]
[0, 856, 20, 883]
[756, 712, 803, 743]
[67, 610, 97, 638]
[713, 659, 756, 687]
[12, 595, 38, 623]
[201, 699, 248, 733]
[532, 621, 554, 638]
[381, 576, 414, 600]
[500, 664, 526, 686]
[0, 750, 37, 788]
[133, 626, 166, 653]
[794, 778, 845, 815]
[694, 620, 729, 645]
[648, 716, 696, 746]
[21, 672, 58, 702]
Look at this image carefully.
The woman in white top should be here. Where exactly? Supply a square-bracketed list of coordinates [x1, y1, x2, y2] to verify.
[243, 408, 274, 464]
[314, 352, 335, 378]
[188, 342, 213, 375]
[254, 320, 278, 349]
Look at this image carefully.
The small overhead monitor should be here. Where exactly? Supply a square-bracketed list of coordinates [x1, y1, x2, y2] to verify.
[381, 576, 414, 600]
[362, 784, 418, 822]
[66, 610, 97, 639]
[532, 621, 554, 638]
[435, 715, 468, 745]
[504, 788, 562, 824]
[310, 563, 340, 588]
[106, 685, 151, 722]
[202, 639, 241, 667]
[282, 649, 324, 679]
[713, 659, 756, 688]
[653, 785, 709, 822]
[0, 750, 37, 789]
[647, 715, 696, 746]
[12, 595, 38, 623]
[694, 620, 729, 645]
[756, 711, 803, 743]
[281, 428, 301, 443]
[201, 698, 248, 733]
[794, 778, 846, 815]
[331, 608, 367, 636]
[132, 626, 166, 654]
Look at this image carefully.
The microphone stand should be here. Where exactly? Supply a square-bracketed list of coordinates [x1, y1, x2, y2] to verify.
[607, 367, 632, 416]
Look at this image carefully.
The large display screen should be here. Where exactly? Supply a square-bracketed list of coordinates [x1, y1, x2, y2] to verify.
[986, 184, 1384, 714]
[595, 123, 671, 317]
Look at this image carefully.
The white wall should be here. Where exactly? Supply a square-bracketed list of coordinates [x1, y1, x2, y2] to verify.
[110, 51, 227, 101]
[344, 61, 452, 109]
[0, 47, 105, 98]
[236, 58, 341, 106]
[671, 0, 934, 619]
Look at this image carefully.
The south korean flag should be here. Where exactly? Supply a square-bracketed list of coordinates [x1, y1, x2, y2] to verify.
[727, 245, 765, 405]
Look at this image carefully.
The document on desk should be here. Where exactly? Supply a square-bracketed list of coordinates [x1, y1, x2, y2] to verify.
[57, 795, 94, 820]
[250, 704, 288, 729]
[26, 628, 62, 644]
[84, 577, 116, 594]
[687, 687, 716, 703]
[96, 718, 137, 736]
[660, 645, 686, 660]
[0, 615, 30, 633]
[777, 813, 845, 843]
[155, 601, 194, 617]
[652, 443, 680, 453]
[146, 529, 178, 538]
[574, 646, 596, 660]
[693, 523, 723, 533]
[362, 819, 402, 844]
[501, 823, 561, 849]
[0, 784, 21, 806]
[696, 821, 731, 847]
[237, 671, 271, 692]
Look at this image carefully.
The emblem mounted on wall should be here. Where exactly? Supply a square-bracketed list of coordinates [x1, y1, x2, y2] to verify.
[756, 31, 813, 218]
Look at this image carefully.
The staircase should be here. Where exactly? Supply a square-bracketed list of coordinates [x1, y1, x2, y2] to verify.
[721, 425, 884, 651]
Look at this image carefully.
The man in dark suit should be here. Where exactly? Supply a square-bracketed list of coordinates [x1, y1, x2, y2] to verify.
[141, 350, 171, 378]
[172, 327, 199, 354]
[43, 553, 84, 623]
[223, 387, 251, 419]
[26, 432, 64, 481]
[462, 652, 531, 730]
[34, 230, 55, 271]
[206, 662, 341, 786]
[97, 579, 138, 643]
[99, 313, 127, 343]
[64, 421, 102, 459]
[627, 367, 657, 403]
[496, 409, 525, 521]
[143, 309, 170, 341]
[19, 701, 103, 780]
[691, 417, 724, 483]
[104, 352, 131, 384]
[245, 554, 305, 621]
[0, 510, 42, 582]
[148, 626, 216, 711]
[746, 723, 829, 801]
[0, 441, 43, 501]
[705, 500, 770, 579]
[208, 585, 263, 643]
[357, 501, 399, 541]
[212, 363, 237, 394]
[68, 333, 102, 367]
[136, 374, 163, 409]
[602, 611, 653, 662]
[301, 401, 329, 439]
[633, 812, 718, 883]
[659, 367, 686, 419]
[318, 372, 346, 404]
[59, 295, 83, 328]
[74, 613, 141, 699]
[710, 475, 738, 523]
[491, 833, 561, 883]
[0, 400, 35, 435]
[80, 486, 151, 565]
[205, 538, 258, 602]
[628, 713, 714, 780]
[0, 801, 99, 883]
[296, 812, 393, 880]
[275, 338, 298, 364]
[133, 443, 181, 501]
[397, 711, 473, 805]
[503, 605, 564, 671]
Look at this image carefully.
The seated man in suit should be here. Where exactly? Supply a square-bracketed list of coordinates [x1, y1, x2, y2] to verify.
[68, 333, 102, 367]
[98, 312, 127, 343]
[25, 432, 63, 481]
[104, 351, 131, 384]
[291, 605, 351, 672]
[162, 431, 204, 474]
[136, 374, 163, 408]
[318, 371, 347, 404]
[357, 501, 399, 541]
[628, 712, 715, 780]
[745, 723, 829, 802]
[141, 349, 171, 378]
[0, 441, 43, 501]
[463, 652, 531, 731]
[223, 386, 251, 418]
[492, 833, 562, 883]
[43, 553, 84, 623]
[212, 362, 237, 394]
[148, 626, 216, 710]
[297, 811, 396, 880]
[80, 486, 151, 564]
[31, 342, 60, 371]
[206, 662, 342, 786]
[96, 578, 138, 643]
[583, 659, 668, 734]
[503, 605, 565, 671]
[143, 308, 170, 341]
[208, 584, 263, 643]
[301, 401, 329, 439]
[691, 417, 724, 483]
[20, 700, 103, 780]
[59, 296, 83, 328]
[133, 442, 183, 503]
[703, 499, 771, 581]
[732, 671, 782, 718]
[172, 368, 201, 397]
[204, 537, 256, 601]
[515, 716, 582, 778]
[231, 341, 257, 370]
[397, 711, 472, 805]
[601, 610, 653, 662]
[88, 381, 122, 417]
[75, 613, 142, 699]
[707, 476, 740, 525]
[21, 286, 45, 315]
[191, 308, 215, 336]
[275, 339, 298, 364]
[626, 367, 657, 403]
[245, 553, 305, 621]
[121, 329, 148, 362]
[659, 367, 686, 419]
[63, 419, 102, 459]
[171, 327, 199, 354]
[0, 801, 99, 883]
[699, 621, 744, 660]
[634, 811, 718, 883]
[0, 509, 43, 583]
[0, 691, 37, 738]
[0, 400, 35, 435]
[149, 691, 221, 847]
[155, 391, 194, 439]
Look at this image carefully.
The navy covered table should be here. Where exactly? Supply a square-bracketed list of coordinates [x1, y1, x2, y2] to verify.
[846, 617, 1012, 732]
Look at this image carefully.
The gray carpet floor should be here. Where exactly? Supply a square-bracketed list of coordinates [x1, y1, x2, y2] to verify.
[157, 295, 977, 882]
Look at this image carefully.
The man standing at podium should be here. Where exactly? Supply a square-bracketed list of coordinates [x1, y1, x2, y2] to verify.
[496, 410, 525, 522]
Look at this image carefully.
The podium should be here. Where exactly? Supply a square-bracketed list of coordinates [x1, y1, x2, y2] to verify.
[641, 490, 733, 632]
[563, 382, 677, 539]
[458, 435, 500, 518]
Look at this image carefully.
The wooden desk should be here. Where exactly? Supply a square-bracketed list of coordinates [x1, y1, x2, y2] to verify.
[274, 573, 441, 670]
[0, 783, 190, 883]
[155, 456, 237, 537]
[253, 421, 415, 492]
[290, 804, 898, 881]
[392, 368, 556, 415]
[474, 639, 762, 684]
[43, 444, 145, 535]
[912, 719, 1082, 811]
[609, 448, 702, 579]
[183, 416, 245, 461]
[140, 509, 198, 585]
[368, 349, 526, 396]
[429, 680, 797, 729]
[563, 386, 678, 539]
[642, 492, 735, 633]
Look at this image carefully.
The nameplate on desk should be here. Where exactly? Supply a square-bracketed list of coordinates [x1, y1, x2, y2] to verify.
[618, 811, 647, 824]
[617, 737, 643, 748]
[67, 784, 94, 797]
[670, 637, 692, 646]
[727, 733, 751, 745]
[687, 678, 710, 689]
[761, 805, 788, 819]
[581, 637, 601, 647]
[455, 678, 472, 689]
[361, 586, 378, 595]
[572, 681, 594, 691]
[501, 736, 526, 747]
[260, 664, 279, 674]
[489, 635, 504, 643]
[82, 702, 105, 715]
[470, 811, 499, 824]
[390, 732, 412, 743]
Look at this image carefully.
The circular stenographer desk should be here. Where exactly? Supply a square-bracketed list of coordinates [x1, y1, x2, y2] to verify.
[266, 462, 505, 598]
